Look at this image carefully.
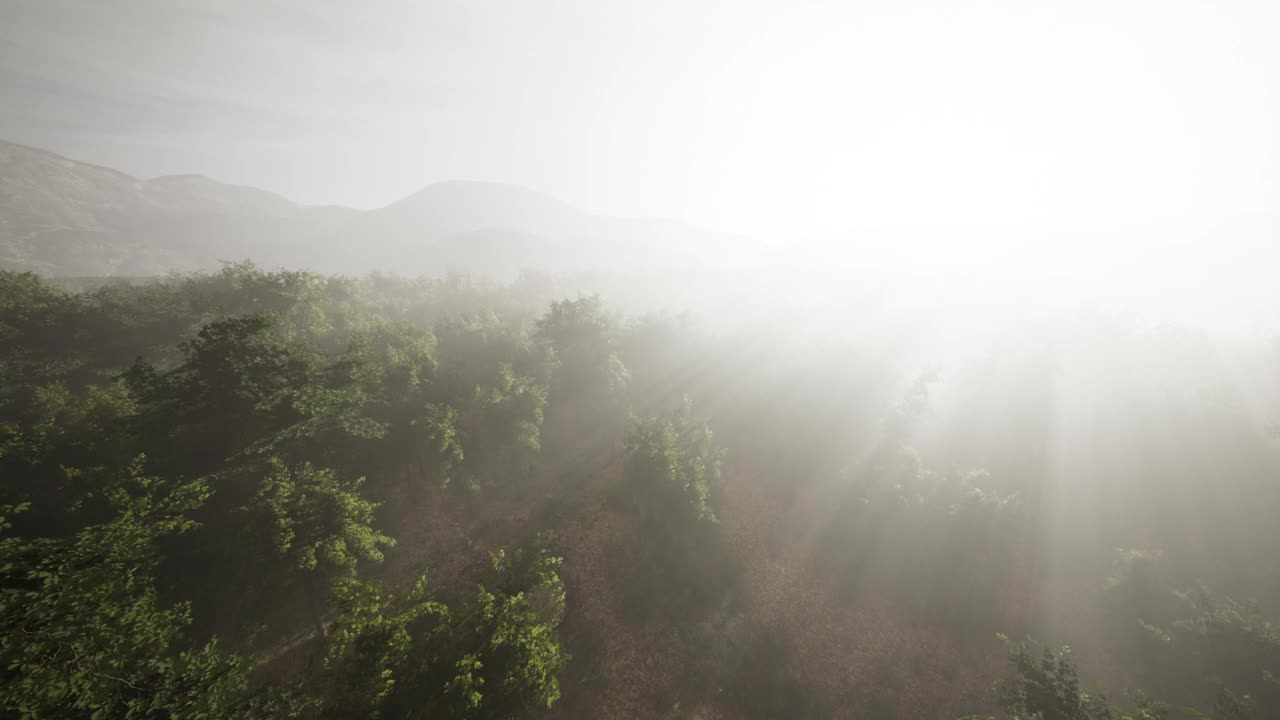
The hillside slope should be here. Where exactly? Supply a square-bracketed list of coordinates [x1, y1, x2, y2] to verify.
[1, 141, 751, 278]
[0, 140, 358, 275]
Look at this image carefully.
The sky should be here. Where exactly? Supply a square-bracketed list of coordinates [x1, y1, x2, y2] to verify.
[1, 0, 1278, 242]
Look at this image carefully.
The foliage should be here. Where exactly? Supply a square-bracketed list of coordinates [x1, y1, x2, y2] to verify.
[968, 633, 1276, 720]
[452, 361, 548, 491]
[1141, 583, 1280, 716]
[0, 381, 137, 523]
[822, 437, 1022, 627]
[444, 535, 569, 718]
[6, 264, 1280, 720]
[314, 534, 568, 719]
[615, 398, 737, 620]
[965, 636, 1173, 720]
[122, 313, 318, 480]
[244, 458, 395, 595]
[0, 269, 579, 716]
[0, 462, 252, 719]
[314, 574, 451, 717]
[536, 294, 629, 406]
[623, 396, 723, 526]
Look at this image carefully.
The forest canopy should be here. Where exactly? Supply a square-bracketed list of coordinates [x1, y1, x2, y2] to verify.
[2, 263, 1279, 719]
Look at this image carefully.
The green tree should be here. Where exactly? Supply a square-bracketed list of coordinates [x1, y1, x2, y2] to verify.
[0, 381, 137, 527]
[441, 536, 569, 719]
[535, 295, 629, 405]
[432, 312, 551, 490]
[0, 461, 252, 719]
[314, 535, 569, 720]
[244, 458, 396, 640]
[616, 399, 735, 620]
[623, 397, 722, 526]
[965, 636, 1171, 720]
[453, 362, 547, 491]
[123, 313, 317, 481]
[1142, 583, 1280, 716]
[314, 574, 451, 718]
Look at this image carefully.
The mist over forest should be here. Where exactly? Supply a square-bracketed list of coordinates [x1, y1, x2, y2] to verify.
[4, 2, 1280, 719]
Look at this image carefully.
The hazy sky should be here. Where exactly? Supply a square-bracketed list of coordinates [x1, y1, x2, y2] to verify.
[2, 0, 1278, 237]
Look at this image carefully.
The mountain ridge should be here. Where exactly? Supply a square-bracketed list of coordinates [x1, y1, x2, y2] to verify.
[0, 139, 743, 277]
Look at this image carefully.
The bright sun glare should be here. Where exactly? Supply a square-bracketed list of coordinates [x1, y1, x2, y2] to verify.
[680, 2, 1276, 235]
[653, 1, 1278, 329]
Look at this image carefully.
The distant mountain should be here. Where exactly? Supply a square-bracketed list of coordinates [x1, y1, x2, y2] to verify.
[328, 179, 747, 276]
[0, 140, 358, 275]
[0, 140, 749, 278]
